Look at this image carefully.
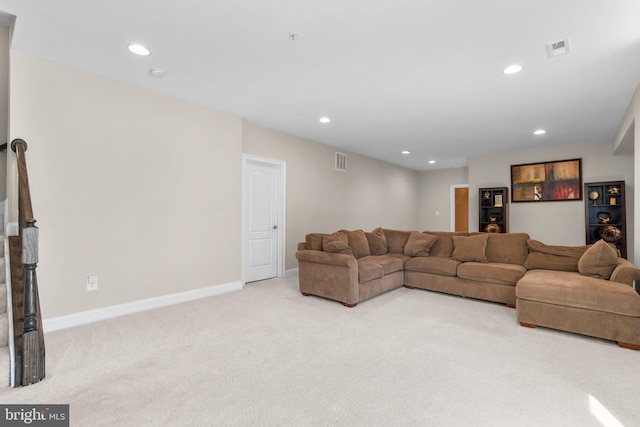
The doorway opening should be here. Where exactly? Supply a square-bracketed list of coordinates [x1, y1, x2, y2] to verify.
[450, 184, 469, 232]
[242, 155, 286, 283]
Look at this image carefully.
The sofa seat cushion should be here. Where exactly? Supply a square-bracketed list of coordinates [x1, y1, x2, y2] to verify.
[357, 260, 384, 283]
[457, 262, 526, 286]
[359, 255, 405, 274]
[517, 270, 640, 317]
[404, 257, 461, 277]
[382, 253, 411, 261]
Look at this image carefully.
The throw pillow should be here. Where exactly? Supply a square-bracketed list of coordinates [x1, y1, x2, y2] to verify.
[347, 230, 371, 259]
[452, 234, 488, 263]
[366, 227, 388, 255]
[322, 231, 352, 255]
[404, 231, 439, 257]
[578, 239, 618, 279]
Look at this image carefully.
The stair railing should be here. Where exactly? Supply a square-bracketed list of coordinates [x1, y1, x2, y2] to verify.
[10, 138, 45, 386]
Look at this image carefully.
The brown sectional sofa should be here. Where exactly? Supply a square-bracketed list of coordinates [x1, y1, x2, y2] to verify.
[295, 228, 640, 349]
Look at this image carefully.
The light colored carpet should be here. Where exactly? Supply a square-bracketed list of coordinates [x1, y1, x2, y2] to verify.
[1, 275, 638, 427]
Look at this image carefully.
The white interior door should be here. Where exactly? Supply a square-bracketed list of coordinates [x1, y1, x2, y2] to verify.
[245, 160, 279, 282]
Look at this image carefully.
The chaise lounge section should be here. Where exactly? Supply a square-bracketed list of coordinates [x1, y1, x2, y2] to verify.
[296, 228, 640, 349]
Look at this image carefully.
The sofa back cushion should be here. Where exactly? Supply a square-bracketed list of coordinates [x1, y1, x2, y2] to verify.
[471, 232, 529, 265]
[452, 234, 488, 262]
[305, 233, 327, 251]
[366, 227, 388, 255]
[523, 239, 588, 272]
[578, 239, 618, 280]
[347, 230, 371, 259]
[382, 229, 412, 254]
[322, 231, 353, 255]
[404, 232, 439, 257]
[424, 231, 470, 257]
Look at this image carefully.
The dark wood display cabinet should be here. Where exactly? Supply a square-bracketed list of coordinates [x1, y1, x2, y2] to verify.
[479, 187, 508, 233]
[584, 180, 626, 258]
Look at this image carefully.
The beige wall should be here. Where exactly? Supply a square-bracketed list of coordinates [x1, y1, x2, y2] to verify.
[468, 140, 634, 259]
[0, 25, 8, 201]
[634, 92, 640, 267]
[6, 50, 639, 320]
[418, 167, 468, 231]
[613, 83, 640, 265]
[8, 53, 243, 318]
[242, 122, 419, 270]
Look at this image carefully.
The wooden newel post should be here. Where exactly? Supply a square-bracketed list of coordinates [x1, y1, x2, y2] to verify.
[11, 138, 46, 385]
[22, 225, 38, 333]
[21, 218, 44, 385]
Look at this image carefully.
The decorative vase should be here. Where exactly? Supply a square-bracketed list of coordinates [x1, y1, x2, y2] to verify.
[599, 225, 622, 243]
[485, 223, 501, 233]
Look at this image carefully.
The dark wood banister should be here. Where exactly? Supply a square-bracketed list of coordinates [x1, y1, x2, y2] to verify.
[10, 138, 45, 386]
[12, 139, 35, 225]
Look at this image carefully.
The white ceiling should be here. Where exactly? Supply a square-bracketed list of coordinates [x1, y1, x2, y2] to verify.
[1, 0, 639, 170]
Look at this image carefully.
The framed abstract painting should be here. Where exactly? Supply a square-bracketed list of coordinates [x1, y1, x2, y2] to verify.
[511, 158, 582, 202]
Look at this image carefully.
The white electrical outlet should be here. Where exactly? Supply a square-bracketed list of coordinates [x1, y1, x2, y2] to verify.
[87, 275, 98, 291]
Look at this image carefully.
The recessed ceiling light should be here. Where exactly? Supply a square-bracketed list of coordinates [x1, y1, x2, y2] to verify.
[128, 44, 150, 56]
[502, 64, 523, 75]
[402, 150, 411, 155]
[319, 117, 330, 124]
[428, 160, 436, 164]
[148, 68, 165, 78]
[534, 129, 546, 135]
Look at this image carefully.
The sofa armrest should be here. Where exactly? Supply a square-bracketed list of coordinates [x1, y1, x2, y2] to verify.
[295, 249, 356, 267]
[609, 258, 640, 287]
[296, 250, 359, 305]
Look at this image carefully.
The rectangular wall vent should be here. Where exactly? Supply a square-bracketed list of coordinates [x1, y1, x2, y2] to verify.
[335, 152, 347, 171]
[547, 38, 570, 57]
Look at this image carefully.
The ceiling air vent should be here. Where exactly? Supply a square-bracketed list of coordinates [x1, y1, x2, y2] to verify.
[547, 38, 570, 58]
[335, 152, 347, 172]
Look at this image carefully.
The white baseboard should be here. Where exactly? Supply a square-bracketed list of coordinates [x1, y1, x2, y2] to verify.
[4, 236, 16, 387]
[43, 281, 244, 333]
[6, 221, 18, 237]
[285, 268, 298, 277]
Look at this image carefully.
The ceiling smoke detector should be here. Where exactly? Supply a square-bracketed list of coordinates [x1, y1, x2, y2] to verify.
[149, 68, 165, 78]
[547, 39, 570, 57]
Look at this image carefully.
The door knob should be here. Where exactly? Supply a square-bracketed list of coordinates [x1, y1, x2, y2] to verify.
[273, 225, 278, 230]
